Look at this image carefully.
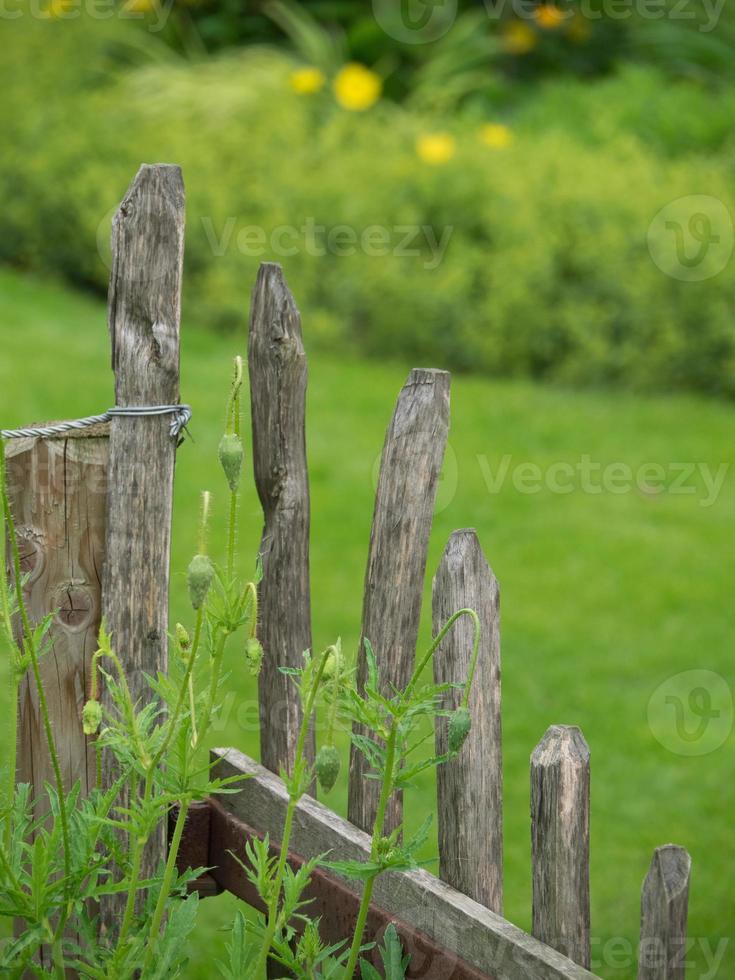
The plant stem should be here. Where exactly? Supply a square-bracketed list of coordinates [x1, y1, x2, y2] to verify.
[226, 489, 238, 582]
[254, 647, 332, 977]
[406, 608, 481, 700]
[4, 669, 19, 849]
[191, 628, 228, 753]
[141, 795, 191, 974]
[343, 723, 399, 978]
[117, 769, 154, 950]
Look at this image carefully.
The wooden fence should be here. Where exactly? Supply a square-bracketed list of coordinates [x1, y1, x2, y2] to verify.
[4, 165, 693, 980]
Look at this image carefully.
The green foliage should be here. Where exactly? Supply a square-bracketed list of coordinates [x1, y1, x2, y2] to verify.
[0, 361, 261, 976]
[1, 21, 733, 399]
[1, 346, 484, 975]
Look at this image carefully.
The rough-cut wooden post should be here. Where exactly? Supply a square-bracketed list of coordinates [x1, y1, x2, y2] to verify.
[531, 725, 591, 969]
[432, 529, 503, 913]
[248, 262, 313, 778]
[5, 427, 109, 808]
[348, 368, 450, 835]
[103, 164, 185, 898]
[6, 428, 109, 968]
[637, 845, 691, 980]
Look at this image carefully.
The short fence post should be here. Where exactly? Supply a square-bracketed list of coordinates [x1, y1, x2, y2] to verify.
[248, 262, 313, 779]
[348, 368, 450, 835]
[637, 845, 691, 980]
[5, 428, 109, 808]
[531, 724, 591, 969]
[102, 164, 186, 914]
[432, 528, 503, 913]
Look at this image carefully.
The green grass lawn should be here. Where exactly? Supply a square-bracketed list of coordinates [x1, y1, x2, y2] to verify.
[1, 268, 733, 978]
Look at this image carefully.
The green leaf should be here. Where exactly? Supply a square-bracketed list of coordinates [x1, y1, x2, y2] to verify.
[378, 924, 410, 979]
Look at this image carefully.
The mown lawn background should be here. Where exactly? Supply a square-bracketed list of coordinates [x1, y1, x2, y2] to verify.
[1, 268, 733, 978]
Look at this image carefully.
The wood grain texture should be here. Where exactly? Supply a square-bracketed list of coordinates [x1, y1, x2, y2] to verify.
[433, 529, 503, 913]
[213, 747, 602, 980]
[248, 262, 313, 778]
[531, 725, 591, 969]
[102, 164, 185, 912]
[637, 845, 691, 980]
[6, 429, 109, 809]
[348, 368, 450, 835]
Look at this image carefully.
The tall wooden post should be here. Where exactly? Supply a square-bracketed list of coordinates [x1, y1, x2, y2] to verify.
[348, 368, 450, 835]
[102, 163, 186, 912]
[433, 528, 503, 913]
[248, 262, 313, 779]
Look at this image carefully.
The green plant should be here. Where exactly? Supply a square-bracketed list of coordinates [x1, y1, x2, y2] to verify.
[0, 359, 257, 976]
[0, 352, 483, 977]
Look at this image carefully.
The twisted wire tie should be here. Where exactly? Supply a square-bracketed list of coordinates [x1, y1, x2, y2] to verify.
[1, 405, 192, 441]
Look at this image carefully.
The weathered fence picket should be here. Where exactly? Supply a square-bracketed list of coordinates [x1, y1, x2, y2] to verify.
[637, 845, 691, 980]
[531, 725, 591, 969]
[432, 529, 503, 913]
[348, 368, 450, 835]
[3, 164, 699, 980]
[248, 262, 313, 779]
[102, 163, 186, 903]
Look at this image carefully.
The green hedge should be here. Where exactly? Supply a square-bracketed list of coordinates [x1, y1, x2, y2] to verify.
[1, 17, 734, 396]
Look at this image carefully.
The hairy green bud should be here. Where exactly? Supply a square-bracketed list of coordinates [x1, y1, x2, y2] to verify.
[315, 744, 340, 793]
[322, 648, 341, 681]
[176, 622, 191, 655]
[447, 705, 471, 754]
[82, 699, 102, 736]
[187, 554, 214, 610]
[245, 636, 264, 676]
[218, 433, 244, 493]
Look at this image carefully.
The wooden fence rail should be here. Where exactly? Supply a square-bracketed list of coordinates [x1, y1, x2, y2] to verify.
[4, 164, 696, 980]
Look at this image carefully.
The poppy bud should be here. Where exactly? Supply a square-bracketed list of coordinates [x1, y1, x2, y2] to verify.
[83, 699, 102, 736]
[176, 623, 191, 656]
[218, 434, 244, 493]
[448, 706, 471, 754]
[245, 636, 264, 676]
[315, 744, 340, 793]
[187, 554, 214, 610]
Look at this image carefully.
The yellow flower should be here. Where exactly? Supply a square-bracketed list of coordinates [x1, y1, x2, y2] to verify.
[124, 0, 156, 10]
[416, 133, 456, 165]
[290, 67, 326, 95]
[479, 123, 513, 149]
[535, 4, 567, 29]
[501, 20, 537, 54]
[333, 63, 382, 112]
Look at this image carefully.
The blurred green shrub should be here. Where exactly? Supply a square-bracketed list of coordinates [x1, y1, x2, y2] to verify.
[1, 17, 734, 397]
